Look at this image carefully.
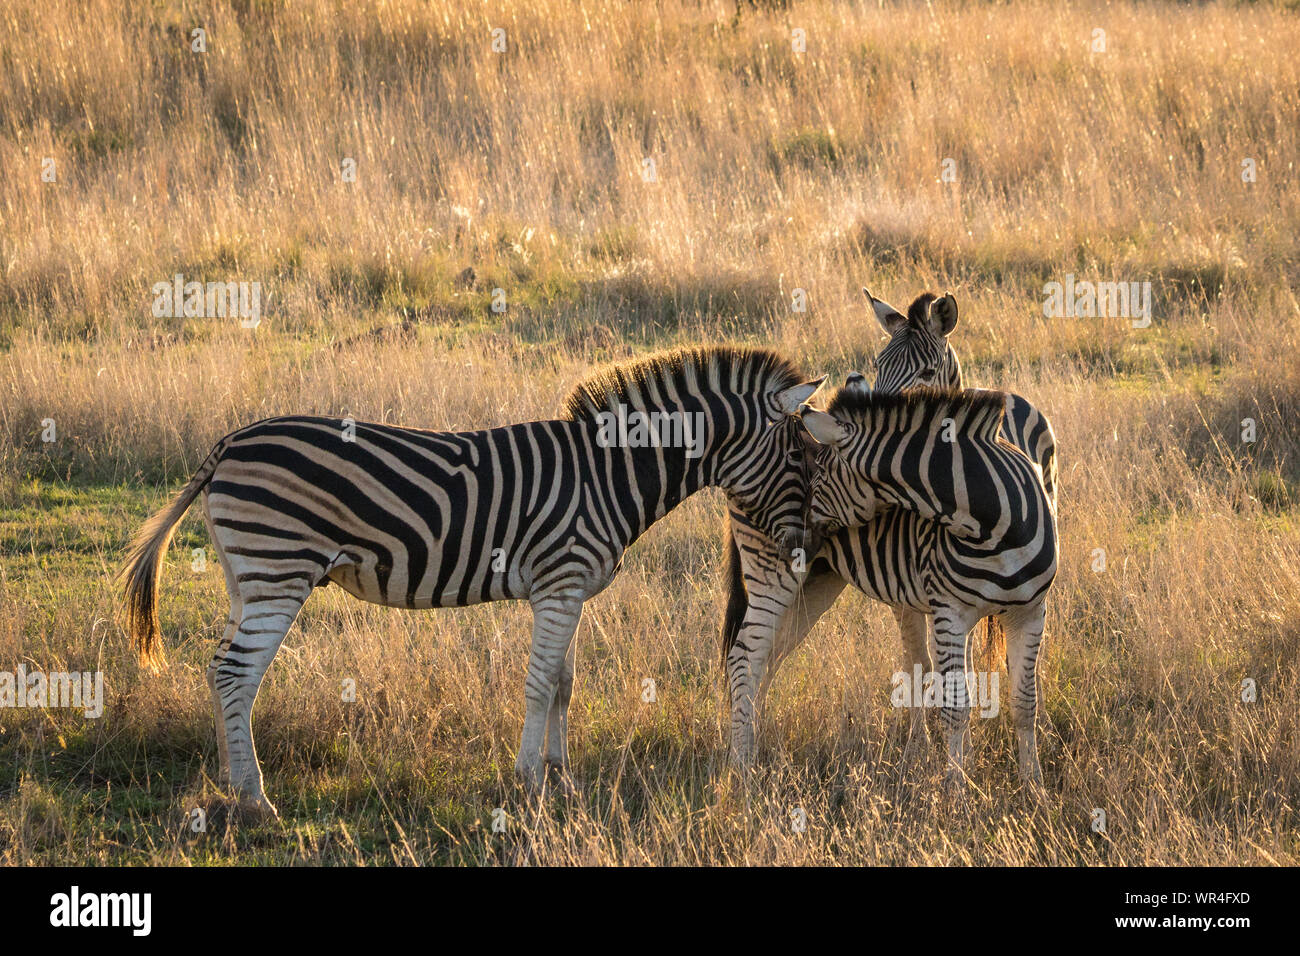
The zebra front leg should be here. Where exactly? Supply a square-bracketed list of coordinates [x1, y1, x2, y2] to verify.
[727, 553, 844, 769]
[516, 595, 583, 793]
[543, 638, 577, 785]
[1001, 600, 1046, 787]
[210, 591, 307, 818]
[931, 605, 981, 791]
[748, 568, 847, 751]
[764, 567, 846, 687]
[726, 616, 775, 772]
[891, 606, 931, 769]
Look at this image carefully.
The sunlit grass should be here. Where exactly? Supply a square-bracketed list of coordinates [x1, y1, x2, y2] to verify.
[0, 0, 1297, 864]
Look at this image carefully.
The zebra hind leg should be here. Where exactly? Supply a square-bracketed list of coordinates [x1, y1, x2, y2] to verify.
[207, 632, 236, 790]
[1001, 600, 1046, 788]
[209, 582, 310, 818]
[931, 605, 982, 792]
[203, 506, 242, 791]
[516, 594, 584, 793]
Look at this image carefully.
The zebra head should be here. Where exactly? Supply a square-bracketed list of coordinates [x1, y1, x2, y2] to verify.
[865, 288, 962, 393]
[795, 397, 879, 535]
[797, 372, 884, 529]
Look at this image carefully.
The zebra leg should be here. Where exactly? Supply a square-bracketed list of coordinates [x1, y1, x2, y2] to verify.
[725, 614, 774, 771]
[207, 636, 235, 789]
[210, 588, 308, 817]
[754, 569, 844, 713]
[891, 606, 932, 768]
[516, 595, 583, 792]
[759, 568, 846, 700]
[723, 532, 796, 769]
[923, 614, 973, 756]
[203, 503, 241, 789]
[543, 638, 578, 780]
[727, 567, 844, 768]
[931, 605, 982, 790]
[1001, 600, 1046, 787]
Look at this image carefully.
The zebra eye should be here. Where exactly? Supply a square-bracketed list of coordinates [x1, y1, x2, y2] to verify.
[917, 369, 936, 381]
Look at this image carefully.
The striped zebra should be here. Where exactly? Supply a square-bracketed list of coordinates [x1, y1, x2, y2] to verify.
[722, 289, 1058, 773]
[861, 288, 1057, 501]
[121, 347, 824, 814]
[799, 387, 1058, 785]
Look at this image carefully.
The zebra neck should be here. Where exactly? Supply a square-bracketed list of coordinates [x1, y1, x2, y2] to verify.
[619, 439, 714, 530]
[585, 402, 717, 536]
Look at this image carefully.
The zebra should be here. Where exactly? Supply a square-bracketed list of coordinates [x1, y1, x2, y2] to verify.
[721, 288, 1058, 773]
[860, 287, 1057, 501]
[799, 386, 1058, 785]
[121, 347, 825, 814]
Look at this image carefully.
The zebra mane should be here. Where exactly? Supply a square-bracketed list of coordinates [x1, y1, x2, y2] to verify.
[905, 292, 937, 328]
[561, 346, 804, 422]
[825, 386, 1006, 442]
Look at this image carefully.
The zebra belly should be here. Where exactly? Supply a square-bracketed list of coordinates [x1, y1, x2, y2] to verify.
[824, 532, 1047, 619]
[322, 559, 518, 608]
[822, 512, 930, 612]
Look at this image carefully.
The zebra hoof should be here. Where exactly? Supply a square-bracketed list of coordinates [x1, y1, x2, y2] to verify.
[1018, 772, 1048, 802]
[513, 759, 546, 796]
[232, 794, 279, 821]
[941, 769, 970, 801]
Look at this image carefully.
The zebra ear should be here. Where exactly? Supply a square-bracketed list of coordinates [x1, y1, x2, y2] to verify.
[772, 376, 826, 417]
[865, 287, 906, 336]
[800, 407, 850, 448]
[927, 292, 959, 338]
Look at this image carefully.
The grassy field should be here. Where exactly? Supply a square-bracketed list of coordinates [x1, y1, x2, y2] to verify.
[1, 0, 1298, 865]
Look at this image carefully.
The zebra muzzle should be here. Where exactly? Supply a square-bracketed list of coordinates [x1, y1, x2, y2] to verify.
[779, 525, 824, 567]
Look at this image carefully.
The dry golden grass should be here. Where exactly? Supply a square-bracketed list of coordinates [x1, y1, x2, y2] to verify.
[0, 0, 1297, 864]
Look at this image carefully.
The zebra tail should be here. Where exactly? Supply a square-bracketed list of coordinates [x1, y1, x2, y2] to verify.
[1043, 444, 1060, 513]
[976, 615, 1007, 675]
[120, 441, 224, 670]
[720, 517, 748, 670]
